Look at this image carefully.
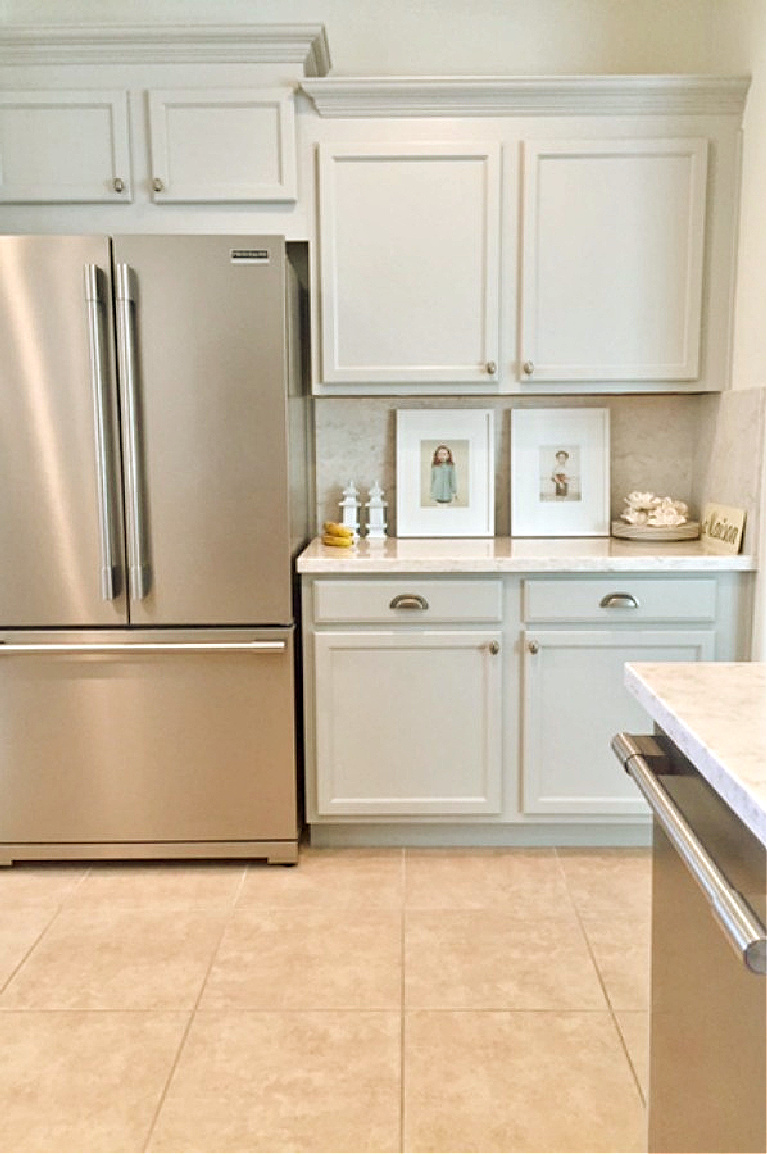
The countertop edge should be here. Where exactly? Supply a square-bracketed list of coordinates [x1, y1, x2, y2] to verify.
[624, 664, 767, 846]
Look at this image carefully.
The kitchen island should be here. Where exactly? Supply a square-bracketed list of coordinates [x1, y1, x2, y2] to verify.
[619, 661, 765, 1154]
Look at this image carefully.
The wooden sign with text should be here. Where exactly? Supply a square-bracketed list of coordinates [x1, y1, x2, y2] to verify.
[701, 503, 745, 554]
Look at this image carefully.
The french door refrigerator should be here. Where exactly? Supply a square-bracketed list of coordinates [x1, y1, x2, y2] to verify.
[0, 235, 308, 864]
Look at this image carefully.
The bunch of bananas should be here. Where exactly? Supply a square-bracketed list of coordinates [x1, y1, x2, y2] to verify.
[321, 521, 356, 548]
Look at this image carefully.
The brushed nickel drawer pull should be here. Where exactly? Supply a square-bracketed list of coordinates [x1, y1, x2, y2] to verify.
[528, 640, 539, 654]
[488, 640, 500, 655]
[600, 592, 639, 609]
[389, 594, 429, 611]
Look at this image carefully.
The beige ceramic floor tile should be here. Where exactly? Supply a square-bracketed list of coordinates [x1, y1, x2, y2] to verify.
[0, 906, 227, 1010]
[558, 848, 652, 920]
[406, 909, 606, 1010]
[405, 848, 574, 914]
[0, 907, 58, 991]
[616, 1010, 650, 1102]
[200, 907, 402, 1010]
[581, 916, 651, 1010]
[238, 848, 404, 908]
[148, 1010, 401, 1153]
[0, 863, 87, 909]
[0, 1010, 187, 1153]
[405, 1010, 646, 1153]
[66, 861, 246, 909]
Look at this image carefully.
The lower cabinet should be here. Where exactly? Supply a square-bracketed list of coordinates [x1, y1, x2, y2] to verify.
[521, 627, 716, 816]
[313, 630, 503, 816]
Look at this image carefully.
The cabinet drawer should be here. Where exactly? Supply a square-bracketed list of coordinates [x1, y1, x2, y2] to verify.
[524, 577, 717, 623]
[313, 579, 502, 625]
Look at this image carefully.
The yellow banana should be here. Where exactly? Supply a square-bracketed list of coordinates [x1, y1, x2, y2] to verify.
[323, 521, 354, 537]
[321, 533, 354, 548]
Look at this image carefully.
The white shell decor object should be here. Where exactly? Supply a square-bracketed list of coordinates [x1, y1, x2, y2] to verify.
[365, 480, 388, 541]
[614, 490, 698, 541]
[339, 480, 361, 539]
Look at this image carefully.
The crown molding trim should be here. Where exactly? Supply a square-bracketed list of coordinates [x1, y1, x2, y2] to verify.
[301, 75, 750, 117]
[0, 24, 332, 75]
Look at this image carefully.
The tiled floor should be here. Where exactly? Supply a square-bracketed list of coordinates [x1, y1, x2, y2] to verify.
[0, 847, 650, 1153]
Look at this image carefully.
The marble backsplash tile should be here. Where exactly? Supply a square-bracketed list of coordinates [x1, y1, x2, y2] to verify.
[313, 395, 704, 537]
[694, 386, 765, 554]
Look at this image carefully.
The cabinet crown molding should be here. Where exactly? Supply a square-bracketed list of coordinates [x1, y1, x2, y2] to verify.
[0, 23, 331, 75]
[301, 75, 750, 117]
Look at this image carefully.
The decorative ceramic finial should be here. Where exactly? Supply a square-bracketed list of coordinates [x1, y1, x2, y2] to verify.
[339, 480, 361, 539]
[365, 481, 388, 541]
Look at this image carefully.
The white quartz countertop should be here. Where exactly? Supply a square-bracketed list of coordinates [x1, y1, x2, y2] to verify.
[297, 536, 756, 574]
[625, 662, 766, 845]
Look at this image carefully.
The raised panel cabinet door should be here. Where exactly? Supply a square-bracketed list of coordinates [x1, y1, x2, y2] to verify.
[520, 138, 707, 382]
[313, 630, 503, 816]
[147, 88, 297, 202]
[521, 628, 716, 816]
[0, 90, 132, 203]
[317, 143, 501, 384]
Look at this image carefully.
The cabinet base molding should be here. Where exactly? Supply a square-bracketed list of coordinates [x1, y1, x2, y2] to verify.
[308, 822, 652, 849]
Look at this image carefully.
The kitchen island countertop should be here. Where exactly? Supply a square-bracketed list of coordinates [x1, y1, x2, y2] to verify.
[297, 536, 756, 573]
[625, 662, 766, 845]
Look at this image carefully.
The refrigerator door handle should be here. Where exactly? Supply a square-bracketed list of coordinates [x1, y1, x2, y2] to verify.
[84, 264, 118, 601]
[115, 263, 150, 601]
[0, 641, 286, 654]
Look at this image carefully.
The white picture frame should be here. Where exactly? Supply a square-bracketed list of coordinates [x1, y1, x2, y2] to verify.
[511, 408, 610, 536]
[396, 409, 494, 537]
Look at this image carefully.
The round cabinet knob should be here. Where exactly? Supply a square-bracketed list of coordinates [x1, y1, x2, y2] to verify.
[113, 177, 125, 193]
[486, 361, 497, 375]
[527, 640, 539, 655]
[522, 361, 535, 376]
[152, 177, 165, 193]
[488, 640, 500, 655]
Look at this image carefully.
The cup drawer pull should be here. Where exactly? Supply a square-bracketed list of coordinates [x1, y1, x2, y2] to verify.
[389, 594, 429, 611]
[600, 593, 639, 609]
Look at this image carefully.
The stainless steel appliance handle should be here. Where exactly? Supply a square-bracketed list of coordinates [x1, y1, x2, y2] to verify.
[612, 732, 767, 976]
[84, 264, 117, 601]
[115, 263, 150, 601]
[0, 641, 286, 654]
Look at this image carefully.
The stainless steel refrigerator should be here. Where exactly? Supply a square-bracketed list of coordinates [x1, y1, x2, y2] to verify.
[0, 235, 309, 865]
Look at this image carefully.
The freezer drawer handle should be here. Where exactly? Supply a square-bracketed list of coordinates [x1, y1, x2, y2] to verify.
[115, 263, 151, 602]
[84, 264, 118, 601]
[612, 732, 767, 976]
[0, 641, 286, 654]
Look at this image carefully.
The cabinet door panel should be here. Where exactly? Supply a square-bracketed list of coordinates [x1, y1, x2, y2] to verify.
[0, 90, 131, 203]
[148, 88, 297, 202]
[522, 628, 715, 816]
[520, 138, 707, 381]
[314, 630, 502, 816]
[318, 143, 500, 384]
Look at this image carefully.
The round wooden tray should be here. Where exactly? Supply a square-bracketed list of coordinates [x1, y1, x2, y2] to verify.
[611, 520, 700, 542]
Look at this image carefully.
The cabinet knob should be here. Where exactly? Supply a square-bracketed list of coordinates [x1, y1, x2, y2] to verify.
[527, 640, 539, 655]
[523, 361, 534, 376]
[113, 177, 125, 193]
[486, 361, 497, 375]
[152, 177, 165, 193]
[488, 640, 500, 655]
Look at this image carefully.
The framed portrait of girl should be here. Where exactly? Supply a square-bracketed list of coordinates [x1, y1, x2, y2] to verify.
[396, 409, 494, 537]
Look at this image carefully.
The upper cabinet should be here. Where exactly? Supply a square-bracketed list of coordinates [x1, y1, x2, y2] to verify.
[0, 90, 132, 203]
[305, 76, 747, 395]
[147, 88, 297, 203]
[317, 143, 501, 385]
[519, 138, 707, 383]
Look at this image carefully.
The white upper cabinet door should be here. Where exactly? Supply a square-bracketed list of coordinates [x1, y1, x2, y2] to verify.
[317, 143, 501, 384]
[520, 138, 708, 382]
[0, 90, 132, 203]
[147, 88, 297, 203]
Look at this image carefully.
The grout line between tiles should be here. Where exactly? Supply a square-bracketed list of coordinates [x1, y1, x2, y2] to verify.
[140, 869, 246, 1154]
[553, 846, 647, 1107]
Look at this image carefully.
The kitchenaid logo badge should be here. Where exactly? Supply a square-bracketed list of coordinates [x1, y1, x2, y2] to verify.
[701, 503, 745, 554]
[230, 249, 270, 264]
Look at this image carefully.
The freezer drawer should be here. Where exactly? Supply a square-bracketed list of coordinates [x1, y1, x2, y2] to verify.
[0, 629, 297, 846]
